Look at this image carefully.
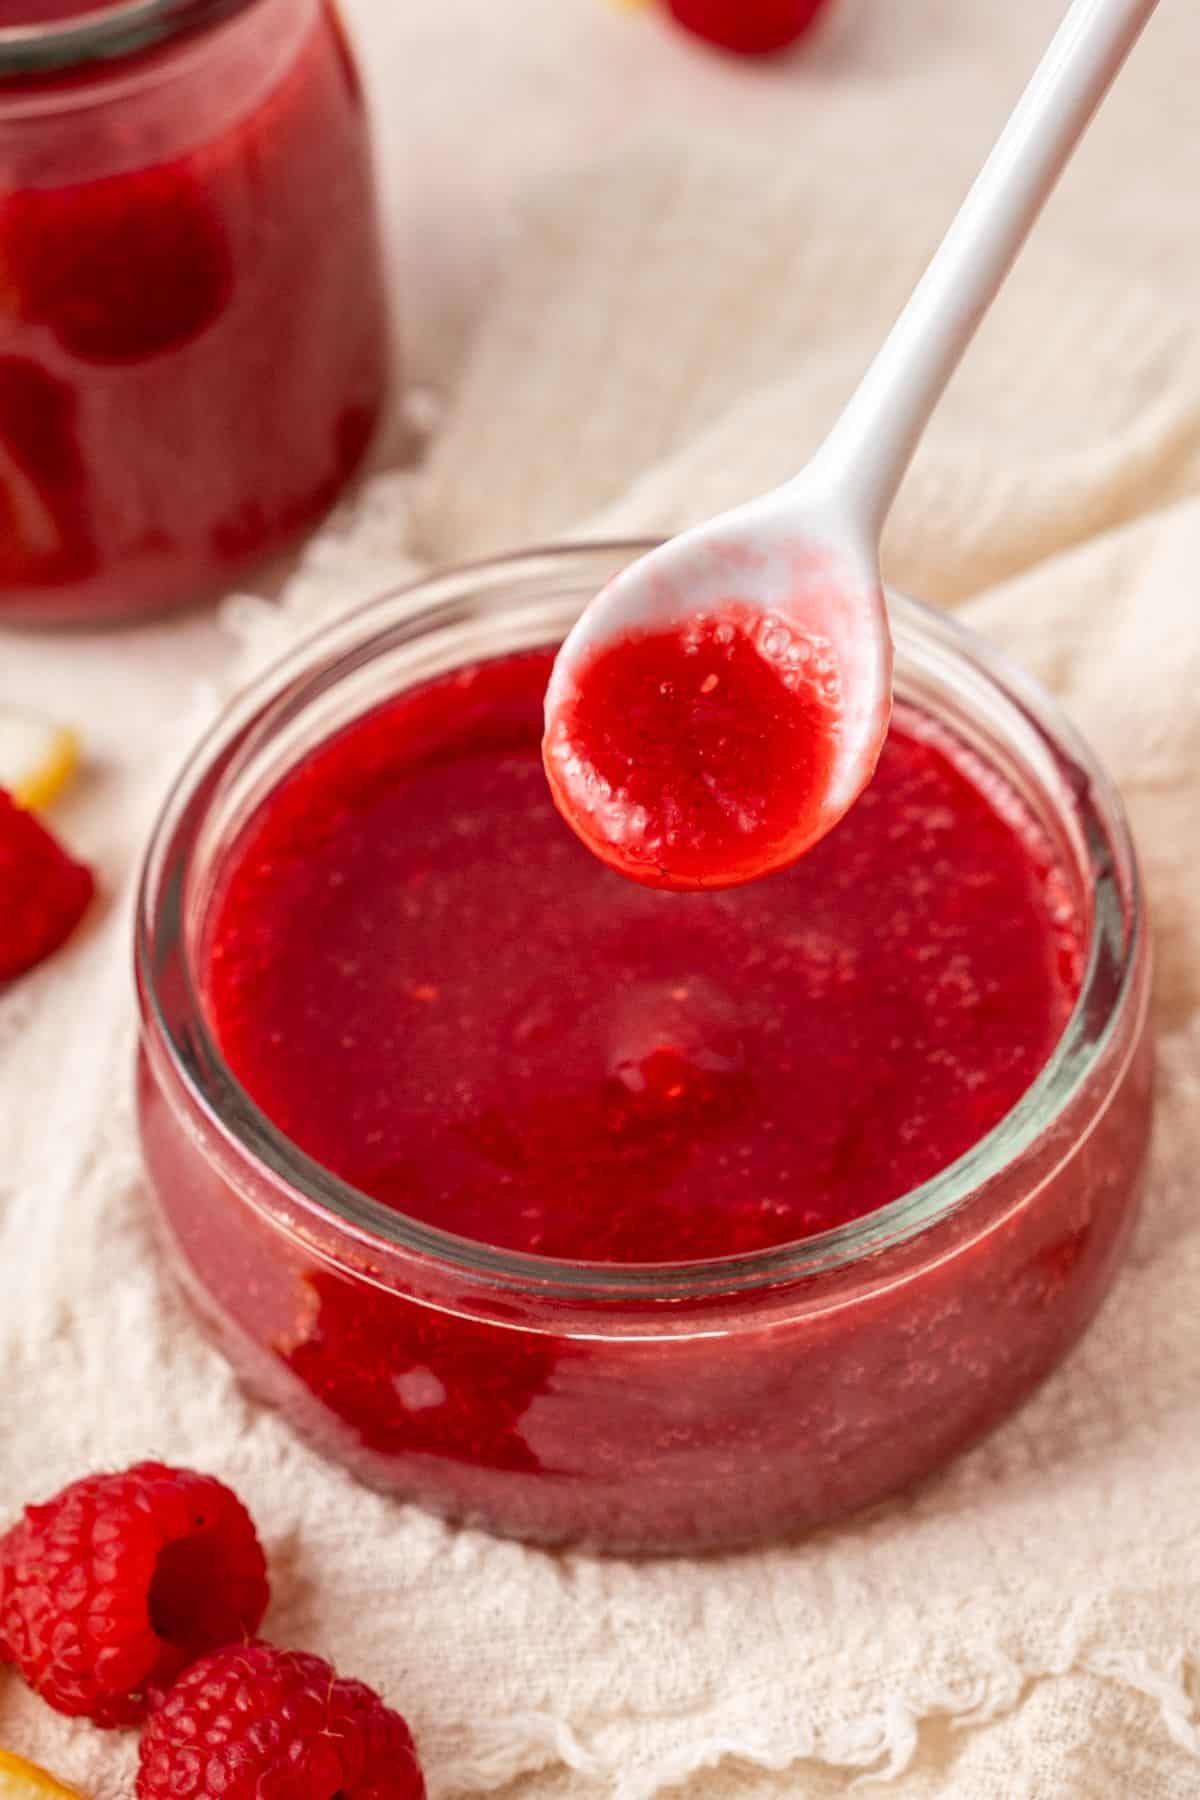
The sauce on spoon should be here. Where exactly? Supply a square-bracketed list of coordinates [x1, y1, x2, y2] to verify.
[542, 601, 845, 890]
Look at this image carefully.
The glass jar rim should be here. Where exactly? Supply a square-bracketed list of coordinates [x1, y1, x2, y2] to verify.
[135, 541, 1146, 1301]
[0, 0, 255, 77]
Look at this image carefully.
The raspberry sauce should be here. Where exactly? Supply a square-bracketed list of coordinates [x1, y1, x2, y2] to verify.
[204, 646, 1083, 1265]
[543, 606, 844, 891]
[0, 0, 385, 623]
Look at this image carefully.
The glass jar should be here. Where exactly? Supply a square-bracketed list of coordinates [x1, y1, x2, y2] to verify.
[135, 544, 1154, 1554]
[0, 0, 387, 626]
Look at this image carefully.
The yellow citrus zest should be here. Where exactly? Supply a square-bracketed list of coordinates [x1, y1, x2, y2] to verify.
[0, 1749, 86, 1800]
[0, 708, 80, 811]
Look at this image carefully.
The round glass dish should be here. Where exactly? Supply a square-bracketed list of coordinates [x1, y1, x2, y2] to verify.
[0, 0, 387, 626]
[135, 543, 1154, 1554]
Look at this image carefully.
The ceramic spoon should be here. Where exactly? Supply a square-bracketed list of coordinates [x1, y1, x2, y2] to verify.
[543, 0, 1159, 890]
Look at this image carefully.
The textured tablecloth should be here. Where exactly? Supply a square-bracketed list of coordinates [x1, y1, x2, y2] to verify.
[5, 4, 1200, 1797]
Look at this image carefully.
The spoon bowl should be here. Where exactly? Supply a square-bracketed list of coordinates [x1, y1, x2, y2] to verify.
[543, 484, 892, 888]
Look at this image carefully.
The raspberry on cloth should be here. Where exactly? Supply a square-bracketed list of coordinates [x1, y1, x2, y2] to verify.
[0, 790, 92, 985]
[0, 1464, 268, 1727]
[137, 1643, 425, 1800]
[663, 0, 830, 55]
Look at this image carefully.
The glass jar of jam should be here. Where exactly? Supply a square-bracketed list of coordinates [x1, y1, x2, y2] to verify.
[0, 0, 388, 625]
[135, 545, 1153, 1554]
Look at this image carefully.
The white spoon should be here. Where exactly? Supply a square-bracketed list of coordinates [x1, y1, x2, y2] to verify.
[544, 0, 1158, 891]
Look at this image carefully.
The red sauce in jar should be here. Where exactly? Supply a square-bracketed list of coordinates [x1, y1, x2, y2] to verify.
[204, 646, 1083, 1264]
[134, 625, 1153, 1551]
[0, 0, 386, 622]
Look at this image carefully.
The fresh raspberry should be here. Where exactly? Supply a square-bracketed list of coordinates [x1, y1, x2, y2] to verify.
[0, 788, 94, 983]
[664, 0, 831, 56]
[136, 1642, 426, 1800]
[0, 1463, 268, 1727]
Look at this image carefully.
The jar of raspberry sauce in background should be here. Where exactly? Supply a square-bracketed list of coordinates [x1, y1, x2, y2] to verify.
[0, 0, 388, 626]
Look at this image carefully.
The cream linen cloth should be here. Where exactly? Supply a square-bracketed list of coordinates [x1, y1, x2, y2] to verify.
[8, 78, 1200, 1800]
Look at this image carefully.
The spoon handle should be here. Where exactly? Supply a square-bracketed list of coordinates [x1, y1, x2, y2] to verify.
[810, 0, 1158, 539]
